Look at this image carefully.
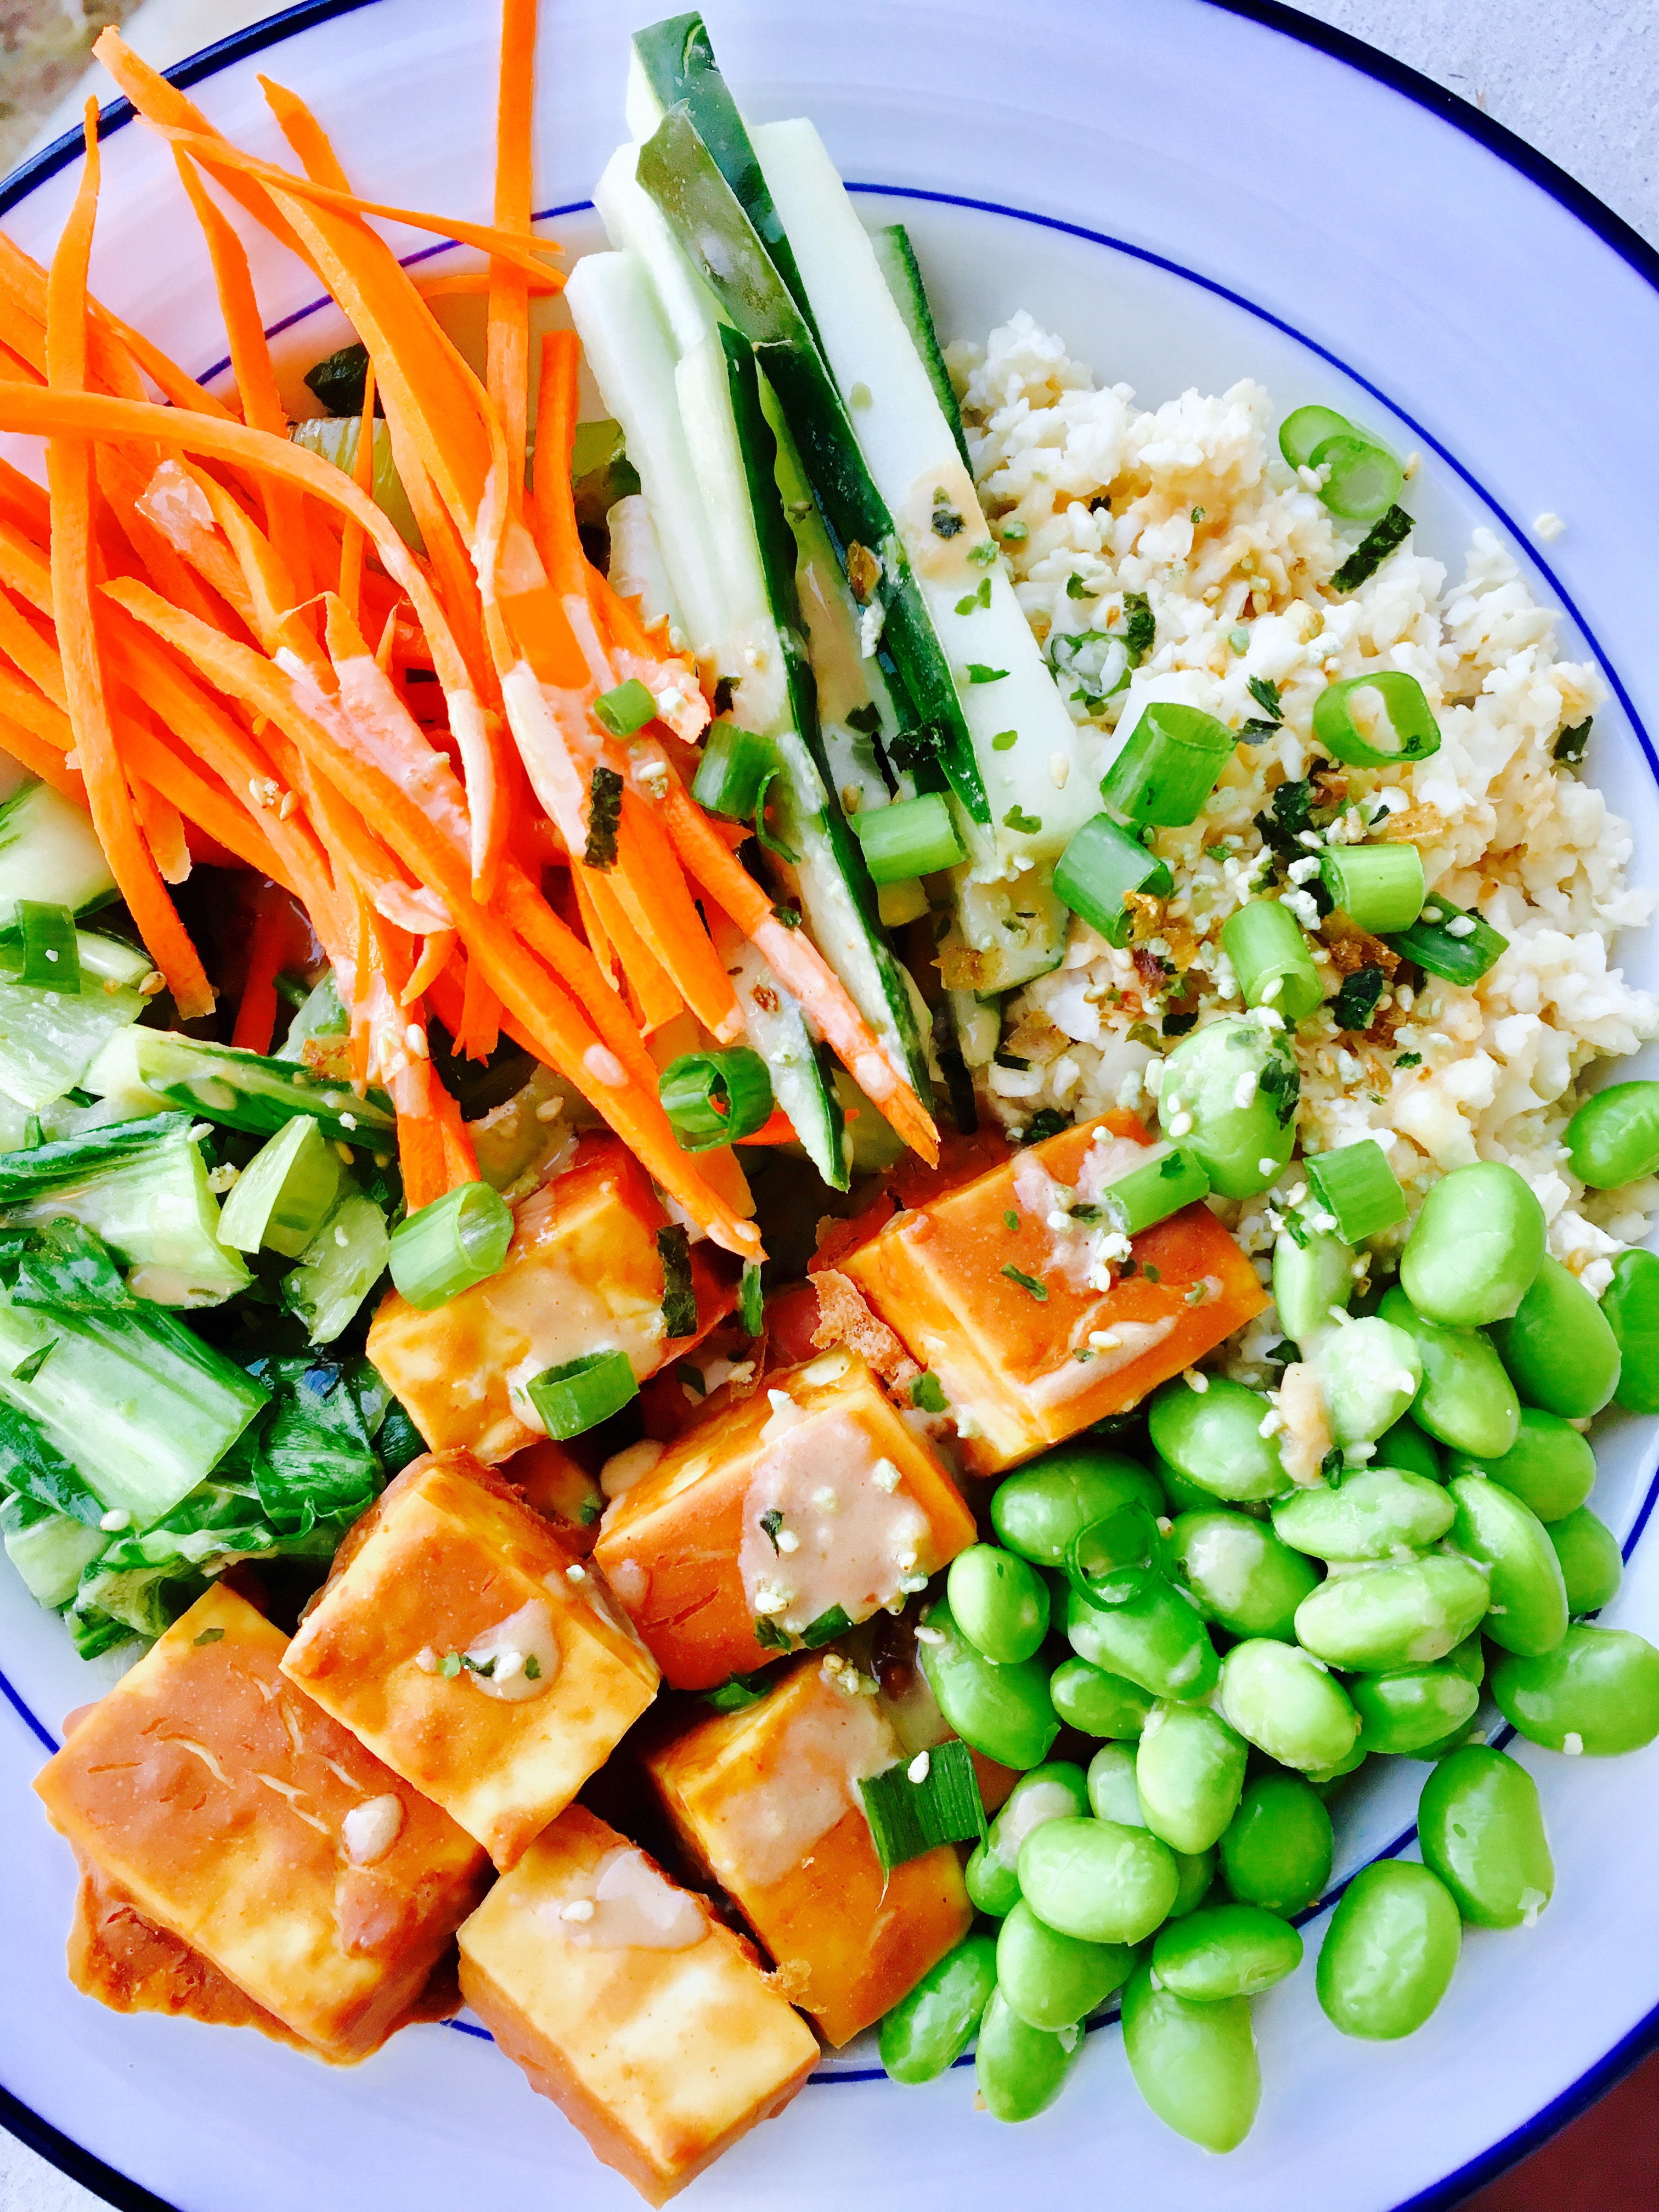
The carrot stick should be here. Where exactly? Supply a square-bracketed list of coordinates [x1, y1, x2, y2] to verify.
[189, 466, 330, 673]
[94, 444, 253, 640]
[44, 104, 214, 1018]
[529, 330, 584, 592]
[486, 0, 537, 488]
[583, 867, 683, 1034]
[455, 946, 501, 1062]
[661, 776, 939, 1164]
[337, 352, 376, 624]
[401, 928, 456, 1006]
[232, 889, 287, 1051]
[0, 710, 86, 802]
[418, 269, 559, 301]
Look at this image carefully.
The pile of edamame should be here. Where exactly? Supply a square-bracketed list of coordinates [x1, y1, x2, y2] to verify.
[880, 1108, 1659, 2149]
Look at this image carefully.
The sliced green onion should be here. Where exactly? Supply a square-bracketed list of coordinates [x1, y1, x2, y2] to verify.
[1312, 672, 1441, 768]
[1065, 1504, 1160, 1612]
[858, 1738, 986, 1876]
[1309, 432, 1403, 523]
[738, 1257, 764, 1337]
[1220, 898, 1323, 1020]
[16, 903, 80, 995]
[1053, 814, 1173, 946]
[1304, 1138, 1407, 1242]
[388, 1181, 514, 1310]
[217, 1114, 348, 1258]
[593, 677, 657, 737]
[659, 1048, 775, 1151]
[657, 1223, 697, 1339]
[1279, 405, 1352, 470]
[1319, 842, 1425, 932]
[1331, 504, 1414, 593]
[701, 1666, 776, 1714]
[852, 792, 965, 884]
[1099, 702, 1236, 827]
[583, 765, 623, 871]
[800, 1601, 853, 1650]
[1101, 1143, 1211, 1235]
[692, 722, 770, 819]
[1383, 895, 1509, 984]
[752, 768, 801, 863]
[528, 1349, 639, 1440]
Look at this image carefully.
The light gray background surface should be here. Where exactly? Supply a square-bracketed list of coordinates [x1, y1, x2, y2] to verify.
[1, 1, 1654, 2208]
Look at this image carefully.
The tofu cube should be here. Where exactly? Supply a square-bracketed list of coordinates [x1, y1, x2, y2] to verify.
[646, 1657, 973, 2046]
[283, 1452, 660, 1867]
[458, 1803, 819, 2205]
[34, 1583, 487, 2062]
[592, 1350, 976, 1691]
[367, 1137, 733, 1464]
[843, 1111, 1268, 1472]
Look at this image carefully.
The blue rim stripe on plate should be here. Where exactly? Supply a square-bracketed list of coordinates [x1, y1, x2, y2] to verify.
[0, 2, 1655, 2206]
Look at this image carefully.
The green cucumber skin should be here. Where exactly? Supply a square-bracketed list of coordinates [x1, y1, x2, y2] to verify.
[871, 222, 972, 471]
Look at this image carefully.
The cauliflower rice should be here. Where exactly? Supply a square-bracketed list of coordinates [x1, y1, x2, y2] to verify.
[947, 311, 1658, 1380]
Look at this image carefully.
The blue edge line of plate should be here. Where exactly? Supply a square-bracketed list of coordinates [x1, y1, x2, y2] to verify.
[0, 0, 1656, 2205]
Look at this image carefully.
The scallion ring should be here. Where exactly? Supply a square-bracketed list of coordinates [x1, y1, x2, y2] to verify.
[851, 792, 966, 884]
[1304, 1138, 1408, 1243]
[1319, 842, 1425, 933]
[527, 1350, 639, 1440]
[1220, 896, 1323, 1021]
[691, 723, 769, 820]
[1099, 701, 1237, 827]
[1311, 671, 1441, 769]
[1308, 432, 1403, 523]
[1278, 404, 1353, 471]
[1053, 814, 1173, 946]
[388, 1181, 514, 1310]
[659, 1048, 774, 1151]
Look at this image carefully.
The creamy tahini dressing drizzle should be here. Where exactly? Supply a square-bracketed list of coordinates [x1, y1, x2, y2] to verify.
[697, 1691, 896, 1891]
[539, 1847, 708, 1951]
[463, 1599, 560, 1700]
[738, 1396, 929, 1635]
[1028, 1314, 1180, 1410]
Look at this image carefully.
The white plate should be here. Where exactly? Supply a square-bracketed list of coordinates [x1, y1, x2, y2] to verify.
[1, 3, 1657, 2207]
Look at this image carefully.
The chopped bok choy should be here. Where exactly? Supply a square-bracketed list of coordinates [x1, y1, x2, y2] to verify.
[0, 921, 152, 1111]
[83, 1025, 396, 1148]
[0, 781, 116, 919]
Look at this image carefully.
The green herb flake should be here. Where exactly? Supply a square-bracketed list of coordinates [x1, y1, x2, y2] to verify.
[759, 1509, 785, 1552]
[1122, 591, 1155, 667]
[845, 702, 883, 736]
[1331, 503, 1413, 592]
[1190, 505, 1205, 524]
[910, 1372, 949, 1414]
[713, 675, 738, 716]
[11, 1340, 55, 1384]
[1003, 805, 1042, 834]
[955, 576, 993, 614]
[753, 1615, 791, 1651]
[193, 1626, 225, 1646]
[577, 1499, 602, 1527]
[523, 1654, 542, 1680]
[991, 729, 1018, 751]
[1396, 1050, 1423, 1068]
[583, 765, 624, 871]
[1022, 1109, 1071, 1144]
[657, 1224, 697, 1340]
[1246, 675, 1284, 723]
[1001, 1263, 1049, 1301]
[1069, 1203, 1103, 1223]
[1142, 1263, 1162, 1285]
[738, 1257, 764, 1338]
[771, 904, 802, 928]
[439, 1651, 462, 1679]
[1066, 573, 1093, 601]
[800, 1602, 853, 1650]
[1554, 718, 1592, 764]
[1000, 520, 1028, 543]
[1228, 627, 1250, 652]
[968, 664, 1009, 685]
[1330, 965, 1386, 1033]
[932, 495, 966, 539]
[1003, 1209, 1020, 1231]
[969, 540, 998, 566]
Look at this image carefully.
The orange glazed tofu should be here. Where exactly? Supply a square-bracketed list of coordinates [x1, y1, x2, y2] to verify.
[843, 1111, 1268, 1474]
[592, 1349, 976, 1692]
[647, 1657, 973, 2047]
[458, 1803, 818, 2206]
[283, 1452, 660, 1867]
[367, 1137, 734, 1464]
[34, 1583, 488, 2062]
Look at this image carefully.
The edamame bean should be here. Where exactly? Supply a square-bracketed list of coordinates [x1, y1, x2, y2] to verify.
[1272, 1465, 1455, 1561]
[919, 1598, 1059, 1771]
[1443, 1630, 1486, 1686]
[1378, 1287, 1520, 1458]
[1489, 1256, 1621, 1420]
[1447, 1475, 1567, 1657]
[1220, 1773, 1333, 1914]
[991, 1447, 1165, 1566]
[1349, 1662, 1480, 1754]
[1603, 1248, 1659, 1415]
[1018, 1816, 1180, 1945]
[1400, 1161, 1547, 1327]
[1218, 1638, 1360, 1771]
[879, 1931, 998, 2083]
[1086, 1742, 1145, 1826]
[1120, 1961, 1261, 2153]
[1158, 1013, 1299, 1198]
[1170, 1844, 1215, 1918]
[1547, 1507, 1623, 1617]
[1294, 1554, 1491, 1670]
[1489, 1624, 1659, 1755]
[1152, 1901, 1304, 2001]
[1155, 1448, 1250, 1519]
[1418, 1745, 1554, 1927]
[1065, 1580, 1220, 1703]
[1316, 1861, 1462, 2038]
[1169, 1509, 1319, 1638]
[1316, 1315, 1424, 1446]
[996, 1898, 1136, 2031]
[1444, 1407, 1596, 1523]
[975, 1987, 1085, 2121]
[1136, 1702, 1248, 1854]
[1376, 1410, 1443, 1483]
[1148, 1374, 1286, 1503]
[947, 1543, 1051, 1664]
[1048, 1656, 1156, 1739]
[1308, 1744, 1369, 1792]
[1273, 1225, 1355, 1346]
[1565, 1079, 1659, 1189]
[966, 1762, 1092, 1917]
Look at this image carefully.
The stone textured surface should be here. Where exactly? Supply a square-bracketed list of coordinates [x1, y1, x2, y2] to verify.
[0, 2, 1654, 2208]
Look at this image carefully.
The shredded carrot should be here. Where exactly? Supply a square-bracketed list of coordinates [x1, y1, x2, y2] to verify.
[582, 867, 683, 1034]
[455, 947, 503, 1062]
[401, 927, 456, 1006]
[337, 353, 376, 626]
[43, 105, 214, 1018]
[0, 710, 86, 802]
[487, 0, 538, 490]
[231, 888, 287, 1051]
[417, 270, 559, 302]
